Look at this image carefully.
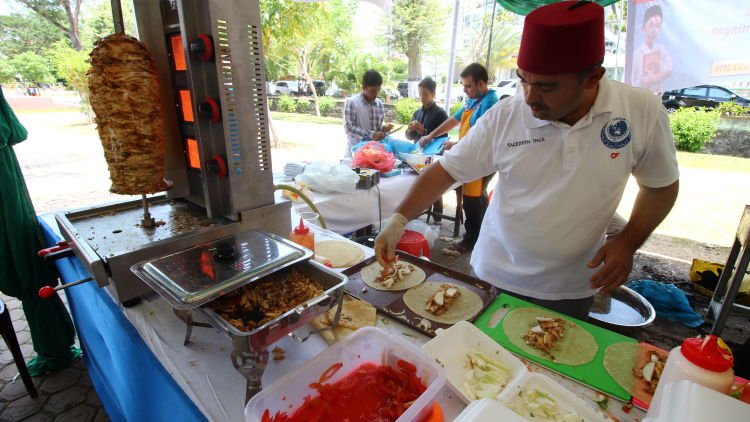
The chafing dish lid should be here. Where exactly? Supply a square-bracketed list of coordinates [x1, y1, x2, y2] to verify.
[131, 230, 311, 309]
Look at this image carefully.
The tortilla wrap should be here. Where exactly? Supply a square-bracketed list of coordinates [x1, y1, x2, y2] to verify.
[403, 282, 483, 324]
[503, 307, 598, 366]
[603, 342, 639, 393]
[315, 241, 365, 268]
[361, 261, 426, 291]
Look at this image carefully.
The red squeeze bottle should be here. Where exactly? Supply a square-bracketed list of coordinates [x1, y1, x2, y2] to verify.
[290, 218, 315, 256]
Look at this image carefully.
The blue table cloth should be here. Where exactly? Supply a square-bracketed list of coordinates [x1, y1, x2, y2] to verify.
[39, 218, 206, 422]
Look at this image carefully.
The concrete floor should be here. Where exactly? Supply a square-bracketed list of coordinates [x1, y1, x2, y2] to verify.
[0, 293, 107, 422]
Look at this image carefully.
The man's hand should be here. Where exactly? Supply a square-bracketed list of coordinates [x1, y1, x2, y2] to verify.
[375, 213, 409, 270]
[587, 237, 637, 294]
[418, 135, 433, 147]
[441, 141, 457, 152]
[372, 131, 386, 142]
[409, 121, 426, 135]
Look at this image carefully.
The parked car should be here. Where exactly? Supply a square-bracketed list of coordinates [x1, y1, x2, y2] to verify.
[274, 80, 302, 96]
[325, 82, 346, 97]
[378, 87, 401, 101]
[397, 82, 409, 98]
[661, 85, 750, 112]
[495, 79, 520, 99]
[305, 80, 326, 96]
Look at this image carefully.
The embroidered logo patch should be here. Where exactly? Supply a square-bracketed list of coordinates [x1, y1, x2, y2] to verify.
[600, 117, 631, 150]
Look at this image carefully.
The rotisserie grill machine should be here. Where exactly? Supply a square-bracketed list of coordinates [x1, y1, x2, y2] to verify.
[48, 0, 345, 403]
[56, 0, 289, 304]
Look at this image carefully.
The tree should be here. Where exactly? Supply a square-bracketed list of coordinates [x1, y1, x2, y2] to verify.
[10, 51, 54, 84]
[459, 2, 521, 80]
[78, 0, 136, 48]
[0, 13, 65, 57]
[46, 39, 92, 117]
[0, 60, 16, 83]
[11, 0, 85, 50]
[389, 0, 447, 90]
[268, 0, 357, 116]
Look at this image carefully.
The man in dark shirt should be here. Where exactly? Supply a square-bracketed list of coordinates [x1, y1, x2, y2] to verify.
[405, 77, 449, 144]
[405, 77, 449, 223]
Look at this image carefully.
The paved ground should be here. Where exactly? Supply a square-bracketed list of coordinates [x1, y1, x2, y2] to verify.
[0, 293, 107, 422]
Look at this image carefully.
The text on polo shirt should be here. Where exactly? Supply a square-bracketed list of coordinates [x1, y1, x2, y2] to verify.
[507, 137, 546, 148]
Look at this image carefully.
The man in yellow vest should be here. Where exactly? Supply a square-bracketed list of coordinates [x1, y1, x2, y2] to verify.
[418, 63, 499, 254]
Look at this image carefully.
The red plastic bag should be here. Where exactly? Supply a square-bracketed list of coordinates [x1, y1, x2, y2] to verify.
[352, 141, 396, 172]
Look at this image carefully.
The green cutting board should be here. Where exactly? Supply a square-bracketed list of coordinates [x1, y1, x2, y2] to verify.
[474, 294, 637, 401]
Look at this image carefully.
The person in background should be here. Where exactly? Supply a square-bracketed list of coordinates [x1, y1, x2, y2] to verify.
[631, 4, 672, 94]
[405, 77, 449, 223]
[417, 63, 499, 255]
[375, 1, 679, 319]
[343, 70, 392, 157]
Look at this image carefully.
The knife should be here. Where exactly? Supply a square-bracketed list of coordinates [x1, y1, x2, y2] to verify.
[383, 125, 404, 136]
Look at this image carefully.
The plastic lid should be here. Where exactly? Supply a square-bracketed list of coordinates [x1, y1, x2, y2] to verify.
[294, 218, 310, 235]
[680, 335, 734, 372]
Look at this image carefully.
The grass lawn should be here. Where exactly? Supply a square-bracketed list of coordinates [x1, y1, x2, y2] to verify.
[271, 111, 342, 125]
[677, 151, 750, 174]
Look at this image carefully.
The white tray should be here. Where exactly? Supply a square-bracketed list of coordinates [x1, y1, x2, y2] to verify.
[499, 373, 611, 422]
[422, 321, 528, 403]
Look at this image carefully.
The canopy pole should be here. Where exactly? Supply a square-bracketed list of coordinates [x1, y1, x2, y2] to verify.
[485, 0, 497, 71]
[444, 0, 461, 114]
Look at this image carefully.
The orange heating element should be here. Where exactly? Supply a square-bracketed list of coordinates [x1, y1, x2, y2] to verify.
[179, 90, 194, 122]
[170, 35, 187, 71]
[186, 138, 201, 170]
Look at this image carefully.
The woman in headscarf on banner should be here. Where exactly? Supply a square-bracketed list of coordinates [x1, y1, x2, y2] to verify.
[0, 86, 81, 375]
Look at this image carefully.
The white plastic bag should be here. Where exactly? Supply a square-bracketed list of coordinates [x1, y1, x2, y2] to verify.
[379, 217, 441, 249]
[405, 219, 440, 249]
[295, 162, 358, 194]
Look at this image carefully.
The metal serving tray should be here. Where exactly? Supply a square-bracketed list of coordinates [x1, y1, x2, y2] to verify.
[343, 253, 498, 337]
[197, 260, 348, 345]
[131, 230, 312, 310]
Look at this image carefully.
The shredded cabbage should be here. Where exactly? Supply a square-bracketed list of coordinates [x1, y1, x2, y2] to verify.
[509, 388, 585, 422]
[461, 350, 511, 400]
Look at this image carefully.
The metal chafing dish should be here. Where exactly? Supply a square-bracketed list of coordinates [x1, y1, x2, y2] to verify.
[131, 230, 347, 402]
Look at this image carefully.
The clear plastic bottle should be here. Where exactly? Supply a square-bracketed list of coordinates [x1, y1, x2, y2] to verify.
[289, 218, 314, 256]
[648, 335, 734, 417]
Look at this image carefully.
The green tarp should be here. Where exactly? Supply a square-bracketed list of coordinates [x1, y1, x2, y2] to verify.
[0, 87, 80, 376]
[497, 0, 620, 16]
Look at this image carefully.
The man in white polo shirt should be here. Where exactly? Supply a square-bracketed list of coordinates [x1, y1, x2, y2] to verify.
[374, 1, 679, 319]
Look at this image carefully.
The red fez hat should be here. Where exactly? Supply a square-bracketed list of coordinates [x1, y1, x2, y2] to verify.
[517, 1, 605, 75]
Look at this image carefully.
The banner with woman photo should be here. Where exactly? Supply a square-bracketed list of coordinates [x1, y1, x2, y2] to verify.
[625, 0, 750, 93]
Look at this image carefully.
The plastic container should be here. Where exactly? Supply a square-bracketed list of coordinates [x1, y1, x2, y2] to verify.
[422, 321, 527, 403]
[289, 218, 314, 255]
[453, 398, 525, 422]
[399, 152, 434, 171]
[245, 327, 446, 422]
[396, 230, 431, 258]
[644, 380, 750, 422]
[649, 335, 735, 417]
[498, 373, 611, 422]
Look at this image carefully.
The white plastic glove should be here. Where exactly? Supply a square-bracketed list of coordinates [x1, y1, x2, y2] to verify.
[374, 213, 409, 270]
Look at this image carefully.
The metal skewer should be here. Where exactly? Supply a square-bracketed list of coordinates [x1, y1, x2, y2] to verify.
[141, 194, 156, 228]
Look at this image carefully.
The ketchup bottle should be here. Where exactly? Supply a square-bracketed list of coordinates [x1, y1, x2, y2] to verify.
[290, 218, 314, 256]
[648, 334, 734, 417]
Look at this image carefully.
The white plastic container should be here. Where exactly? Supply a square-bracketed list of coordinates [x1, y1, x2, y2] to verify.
[498, 373, 611, 422]
[644, 380, 750, 422]
[399, 152, 434, 170]
[648, 335, 735, 417]
[422, 321, 527, 403]
[453, 398, 526, 422]
[245, 327, 446, 422]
